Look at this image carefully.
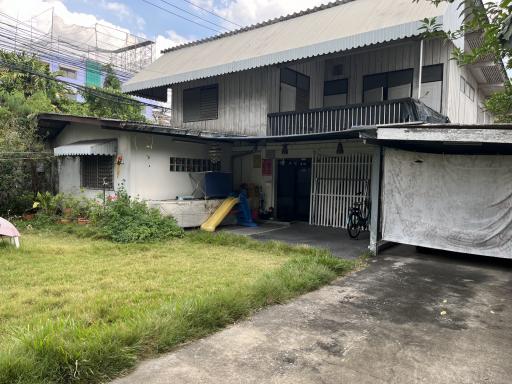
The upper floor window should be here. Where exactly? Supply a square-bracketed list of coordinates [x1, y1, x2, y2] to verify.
[460, 76, 475, 102]
[81, 155, 114, 190]
[324, 79, 348, 107]
[420, 64, 444, 113]
[280, 68, 310, 112]
[59, 65, 78, 80]
[183, 84, 219, 122]
[363, 69, 413, 103]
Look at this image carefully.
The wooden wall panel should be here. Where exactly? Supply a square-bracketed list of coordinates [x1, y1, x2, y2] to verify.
[170, 38, 467, 136]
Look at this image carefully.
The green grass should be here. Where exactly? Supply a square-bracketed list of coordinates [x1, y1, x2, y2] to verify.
[0, 228, 358, 384]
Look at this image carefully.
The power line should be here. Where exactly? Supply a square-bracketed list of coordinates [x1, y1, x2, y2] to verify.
[0, 14, 136, 79]
[179, 0, 242, 28]
[139, 0, 223, 33]
[0, 59, 170, 110]
[0, 11, 152, 75]
[156, 0, 232, 31]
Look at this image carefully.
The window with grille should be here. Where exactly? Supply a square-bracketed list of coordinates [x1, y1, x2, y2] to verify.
[170, 157, 221, 172]
[81, 156, 114, 189]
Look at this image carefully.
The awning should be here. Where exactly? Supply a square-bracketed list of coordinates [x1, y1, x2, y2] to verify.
[54, 140, 117, 156]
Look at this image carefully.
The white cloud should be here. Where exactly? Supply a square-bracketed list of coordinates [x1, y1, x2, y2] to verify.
[155, 30, 194, 57]
[102, 1, 131, 18]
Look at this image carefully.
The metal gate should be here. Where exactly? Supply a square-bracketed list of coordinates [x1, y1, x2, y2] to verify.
[310, 153, 373, 228]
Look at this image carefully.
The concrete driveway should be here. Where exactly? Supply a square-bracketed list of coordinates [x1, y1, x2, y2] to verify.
[224, 222, 370, 259]
[113, 246, 512, 384]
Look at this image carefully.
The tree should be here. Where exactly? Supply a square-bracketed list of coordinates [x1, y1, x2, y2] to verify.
[0, 51, 82, 214]
[0, 52, 146, 214]
[80, 64, 145, 122]
[417, 0, 512, 122]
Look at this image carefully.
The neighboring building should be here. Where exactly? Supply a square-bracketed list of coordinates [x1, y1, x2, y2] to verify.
[45, 0, 511, 258]
[2, 10, 162, 120]
[41, 54, 157, 120]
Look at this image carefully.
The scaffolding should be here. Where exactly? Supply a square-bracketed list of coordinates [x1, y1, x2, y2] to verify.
[3, 7, 154, 78]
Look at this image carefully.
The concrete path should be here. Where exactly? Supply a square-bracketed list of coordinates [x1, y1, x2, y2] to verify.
[113, 246, 512, 384]
[224, 222, 370, 259]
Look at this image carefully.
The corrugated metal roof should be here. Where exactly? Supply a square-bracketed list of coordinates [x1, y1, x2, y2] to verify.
[54, 140, 117, 156]
[123, 0, 456, 95]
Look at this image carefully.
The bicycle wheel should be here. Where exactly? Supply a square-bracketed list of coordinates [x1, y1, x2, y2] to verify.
[347, 213, 361, 239]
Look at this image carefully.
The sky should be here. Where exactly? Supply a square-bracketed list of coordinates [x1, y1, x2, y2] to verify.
[0, 0, 328, 56]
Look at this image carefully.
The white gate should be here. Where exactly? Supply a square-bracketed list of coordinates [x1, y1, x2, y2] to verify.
[310, 153, 373, 228]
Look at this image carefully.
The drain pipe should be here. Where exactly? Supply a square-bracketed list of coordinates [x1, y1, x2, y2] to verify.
[418, 39, 424, 100]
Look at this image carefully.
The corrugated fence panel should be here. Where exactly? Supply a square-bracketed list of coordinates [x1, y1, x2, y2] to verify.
[310, 152, 372, 228]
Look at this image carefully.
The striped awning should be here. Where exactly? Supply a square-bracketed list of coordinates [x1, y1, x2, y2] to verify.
[54, 140, 117, 156]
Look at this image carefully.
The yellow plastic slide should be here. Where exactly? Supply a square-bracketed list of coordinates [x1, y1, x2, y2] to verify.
[201, 197, 239, 232]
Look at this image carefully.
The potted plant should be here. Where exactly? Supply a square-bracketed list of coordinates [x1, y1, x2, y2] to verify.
[76, 197, 92, 225]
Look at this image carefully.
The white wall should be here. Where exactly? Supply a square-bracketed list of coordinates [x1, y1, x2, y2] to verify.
[446, 59, 487, 124]
[129, 134, 232, 200]
[54, 123, 129, 198]
[54, 123, 233, 201]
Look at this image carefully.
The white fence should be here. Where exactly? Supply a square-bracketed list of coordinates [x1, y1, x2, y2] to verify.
[309, 153, 373, 228]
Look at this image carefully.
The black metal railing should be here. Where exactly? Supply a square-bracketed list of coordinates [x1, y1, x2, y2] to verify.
[267, 98, 448, 136]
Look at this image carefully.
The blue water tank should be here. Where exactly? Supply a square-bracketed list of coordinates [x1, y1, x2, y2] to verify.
[204, 172, 233, 198]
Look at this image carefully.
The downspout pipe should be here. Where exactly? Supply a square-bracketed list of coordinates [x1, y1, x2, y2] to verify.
[418, 39, 424, 100]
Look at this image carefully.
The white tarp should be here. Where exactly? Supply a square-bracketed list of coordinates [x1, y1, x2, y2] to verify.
[382, 149, 512, 258]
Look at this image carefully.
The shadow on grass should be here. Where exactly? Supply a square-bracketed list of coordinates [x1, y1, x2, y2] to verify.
[0, 231, 364, 384]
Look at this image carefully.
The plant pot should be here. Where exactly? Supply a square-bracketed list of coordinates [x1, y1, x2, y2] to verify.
[63, 208, 73, 218]
[77, 217, 90, 225]
[22, 213, 34, 221]
[59, 218, 72, 224]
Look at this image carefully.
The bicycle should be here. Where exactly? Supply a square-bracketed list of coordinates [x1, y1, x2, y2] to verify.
[347, 192, 371, 239]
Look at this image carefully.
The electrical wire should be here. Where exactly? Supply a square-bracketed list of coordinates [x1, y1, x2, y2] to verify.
[156, 0, 232, 31]
[0, 11, 149, 77]
[179, 0, 242, 28]
[139, 0, 223, 33]
[0, 59, 170, 110]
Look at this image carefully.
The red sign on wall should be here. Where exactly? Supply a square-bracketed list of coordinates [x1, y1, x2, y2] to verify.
[262, 159, 273, 176]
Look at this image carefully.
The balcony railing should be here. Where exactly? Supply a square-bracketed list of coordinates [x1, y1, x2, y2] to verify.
[267, 98, 448, 136]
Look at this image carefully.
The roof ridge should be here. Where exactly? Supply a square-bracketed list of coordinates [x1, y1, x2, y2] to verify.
[161, 0, 355, 54]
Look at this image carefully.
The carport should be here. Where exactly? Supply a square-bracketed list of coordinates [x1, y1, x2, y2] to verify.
[366, 123, 512, 259]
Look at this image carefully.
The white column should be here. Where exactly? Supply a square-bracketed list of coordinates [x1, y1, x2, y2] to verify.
[369, 146, 382, 254]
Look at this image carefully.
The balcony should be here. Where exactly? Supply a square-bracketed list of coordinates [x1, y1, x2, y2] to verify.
[267, 98, 448, 137]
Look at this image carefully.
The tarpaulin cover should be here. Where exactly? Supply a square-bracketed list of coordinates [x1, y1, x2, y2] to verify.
[382, 149, 512, 259]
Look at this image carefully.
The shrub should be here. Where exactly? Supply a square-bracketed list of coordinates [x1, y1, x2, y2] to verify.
[93, 188, 184, 243]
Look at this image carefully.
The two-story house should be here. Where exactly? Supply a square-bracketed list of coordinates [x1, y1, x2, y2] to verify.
[46, 0, 510, 257]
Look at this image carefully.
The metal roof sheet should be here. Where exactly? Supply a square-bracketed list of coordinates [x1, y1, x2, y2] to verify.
[123, 0, 456, 95]
[54, 140, 117, 156]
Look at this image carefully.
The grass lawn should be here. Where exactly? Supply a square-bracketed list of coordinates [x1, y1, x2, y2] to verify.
[0, 229, 358, 384]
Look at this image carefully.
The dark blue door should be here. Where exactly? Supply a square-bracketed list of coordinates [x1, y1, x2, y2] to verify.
[277, 158, 311, 221]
